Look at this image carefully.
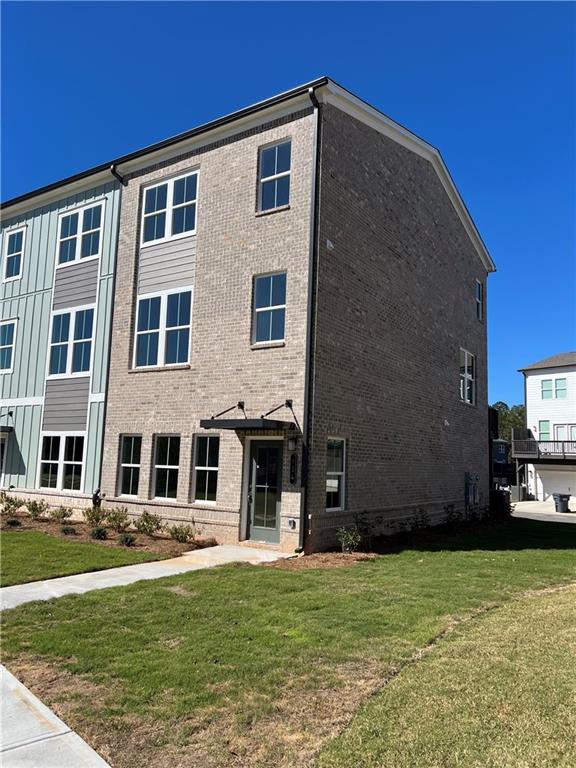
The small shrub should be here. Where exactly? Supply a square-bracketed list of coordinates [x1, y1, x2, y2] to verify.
[118, 532, 136, 547]
[445, 503, 462, 528]
[90, 526, 107, 540]
[49, 506, 73, 522]
[61, 525, 77, 536]
[26, 499, 49, 520]
[83, 507, 107, 527]
[134, 510, 163, 536]
[336, 525, 362, 554]
[1, 493, 24, 516]
[408, 508, 430, 532]
[5, 518, 21, 527]
[168, 523, 197, 543]
[106, 506, 130, 532]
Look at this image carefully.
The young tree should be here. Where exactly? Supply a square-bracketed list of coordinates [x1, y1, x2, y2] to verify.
[491, 401, 526, 442]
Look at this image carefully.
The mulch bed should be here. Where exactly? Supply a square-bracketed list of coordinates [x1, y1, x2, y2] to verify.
[267, 552, 378, 570]
[0, 511, 216, 557]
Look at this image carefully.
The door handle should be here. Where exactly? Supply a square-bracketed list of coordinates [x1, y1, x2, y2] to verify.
[247, 493, 253, 505]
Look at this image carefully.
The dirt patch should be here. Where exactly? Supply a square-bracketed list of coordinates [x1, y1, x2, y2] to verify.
[266, 552, 377, 570]
[0, 511, 215, 557]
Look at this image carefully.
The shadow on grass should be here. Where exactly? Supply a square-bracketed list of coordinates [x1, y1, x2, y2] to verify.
[369, 517, 576, 555]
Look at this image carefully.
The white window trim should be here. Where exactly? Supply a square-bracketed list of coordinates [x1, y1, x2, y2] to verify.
[252, 271, 287, 345]
[0, 318, 17, 374]
[47, 304, 95, 380]
[118, 434, 142, 497]
[459, 348, 476, 406]
[152, 434, 181, 501]
[192, 434, 219, 505]
[55, 199, 106, 269]
[541, 379, 553, 399]
[326, 436, 346, 512]
[475, 279, 483, 321]
[133, 286, 193, 370]
[140, 170, 199, 247]
[37, 431, 86, 493]
[554, 378, 567, 398]
[538, 420, 551, 441]
[2, 226, 26, 283]
[258, 139, 291, 212]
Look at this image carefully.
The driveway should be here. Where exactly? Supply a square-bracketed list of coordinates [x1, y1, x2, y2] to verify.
[513, 499, 576, 524]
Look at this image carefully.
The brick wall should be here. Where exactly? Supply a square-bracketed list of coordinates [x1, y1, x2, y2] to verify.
[304, 104, 490, 550]
[100, 109, 316, 551]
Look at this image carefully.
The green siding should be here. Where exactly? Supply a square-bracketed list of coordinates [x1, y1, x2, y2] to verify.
[0, 404, 43, 489]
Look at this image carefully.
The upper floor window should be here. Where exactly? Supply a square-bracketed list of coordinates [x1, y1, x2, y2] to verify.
[253, 272, 286, 344]
[153, 435, 180, 499]
[135, 289, 192, 368]
[49, 307, 94, 377]
[3, 228, 25, 281]
[541, 378, 566, 399]
[193, 435, 220, 503]
[39, 434, 84, 491]
[119, 435, 142, 496]
[459, 348, 476, 405]
[142, 172, 198, 244]
[0, 320, 16, 372]
[326, 438, 345, 511]
[475, 280, 484, 321]
[258, 141, 291, 212]
[58, 203, 103, 265]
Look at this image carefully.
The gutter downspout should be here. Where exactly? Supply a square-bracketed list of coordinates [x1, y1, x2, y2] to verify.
[297, 86, 323, 553]
[110, 164, 127, 187]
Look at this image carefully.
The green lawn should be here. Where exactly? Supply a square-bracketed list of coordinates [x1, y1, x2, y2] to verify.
[2, 519, 576, 768]
[0, 531, 160, 586]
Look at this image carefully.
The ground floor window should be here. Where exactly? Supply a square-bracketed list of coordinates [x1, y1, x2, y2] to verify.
[326, 437, 345, 511]
[119, 435, 142, 496]
[153, 435, 180, 499]
[193, 435, 219, 502]
[39, 434, 84, 491]
[538, 421, 551, 441]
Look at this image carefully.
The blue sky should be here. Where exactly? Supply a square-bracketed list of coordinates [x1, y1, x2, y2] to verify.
[2, 2, 574, 404]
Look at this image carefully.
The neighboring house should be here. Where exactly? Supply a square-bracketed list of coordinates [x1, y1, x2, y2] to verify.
[512, 352, 576, 501]
[0, 179, 121, 507]
[1, 78, 495, 551]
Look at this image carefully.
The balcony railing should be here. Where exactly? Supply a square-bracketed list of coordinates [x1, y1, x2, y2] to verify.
[512, 440, 576, 460]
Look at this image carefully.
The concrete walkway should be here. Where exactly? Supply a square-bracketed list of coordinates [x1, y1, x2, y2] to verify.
[1, 665, 110, 767]
[1, 544, 290, 611]
[513, 499, 576, 524]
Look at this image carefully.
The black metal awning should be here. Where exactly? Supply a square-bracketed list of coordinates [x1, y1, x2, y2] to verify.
[0, 425, 13, 435]
[200, 418, 296, 431]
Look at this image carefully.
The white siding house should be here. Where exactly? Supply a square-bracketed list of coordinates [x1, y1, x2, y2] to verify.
[520, 352, 576, 501]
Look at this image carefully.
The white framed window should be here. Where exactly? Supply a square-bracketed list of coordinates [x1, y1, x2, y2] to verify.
[541, 379, 553, 399]
[538, 420, 550, 441]
[193, 435, 219, 503]
[0, 319, 17, 373]
[134, 288, 192, 368]
[141, 171, 198, 245]
[253, 272, 286, 344]
[459, 348, 476, 405]
[475, 279, 484, 321]
[118, 435, 142, 496]
[57, 202, 104, 266]
[48, 306, 94, 377]
[38, 433, 85, 492]
[555, 378, 567, 398]
[326, 437, 345, 511]
[3, 227, 25, 282]
[258, 140, 291, 212]
[153, 435, 180, 499]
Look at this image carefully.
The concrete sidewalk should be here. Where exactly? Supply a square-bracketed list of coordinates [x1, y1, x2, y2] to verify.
[513, 499, 576, 524]
[1, 665, 110, 767]
[1, 544, 290, 611]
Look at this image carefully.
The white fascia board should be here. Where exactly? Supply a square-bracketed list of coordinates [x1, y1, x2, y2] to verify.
[319, 81, 496, 274]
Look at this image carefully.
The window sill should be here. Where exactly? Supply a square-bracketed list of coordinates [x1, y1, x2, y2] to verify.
[251, 341, 285, 350]
[47, 373, 91, 381]
[459, 399, 477, 408]
[140, 231, 196, 249]
[2, 275, 22, 284]
[129, 364, 191, 374]
[55, 255, 100, 270]
[255, 205, 290, 218]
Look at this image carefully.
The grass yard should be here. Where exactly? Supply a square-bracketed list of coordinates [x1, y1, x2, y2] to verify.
[0, 531, 161, 587]
[2, 518, 576, 768]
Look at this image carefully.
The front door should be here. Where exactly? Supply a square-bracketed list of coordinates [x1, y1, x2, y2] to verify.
[247, 441, 282, 544]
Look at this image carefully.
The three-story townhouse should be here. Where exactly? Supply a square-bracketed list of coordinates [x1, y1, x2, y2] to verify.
[0, 176, 121, 508]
